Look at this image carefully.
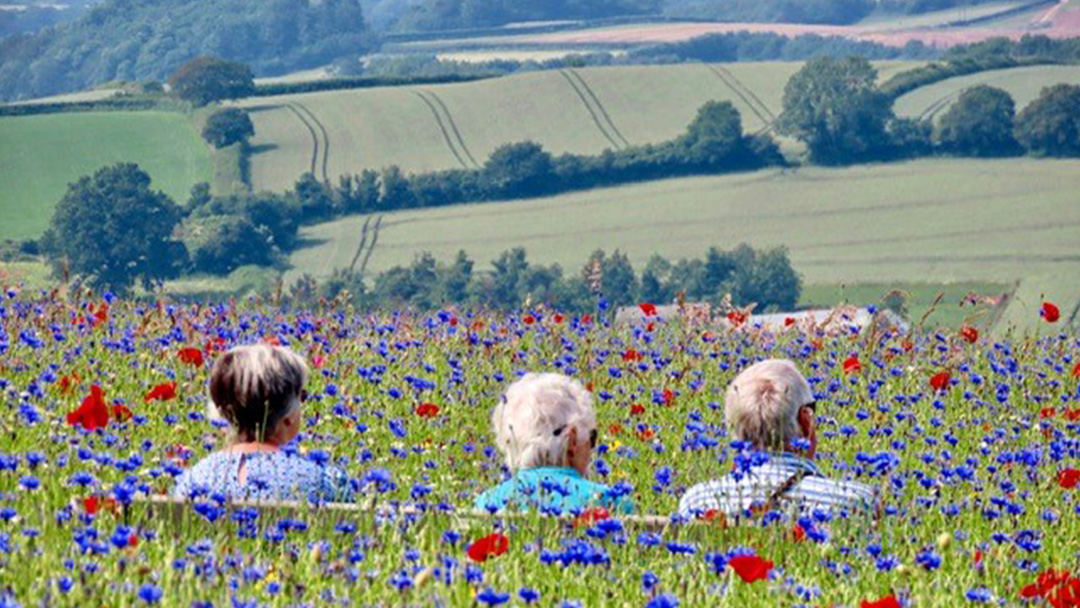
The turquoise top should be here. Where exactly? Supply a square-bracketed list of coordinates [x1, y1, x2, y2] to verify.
[474, 467, 634, 515]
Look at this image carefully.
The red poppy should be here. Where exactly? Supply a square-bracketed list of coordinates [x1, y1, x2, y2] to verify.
[522, 315, 536, 325]
[929, 371, 951, 392]
[728, 554, 773, 583]
[466, 533, 508, 562]
[178, 347, 204, 367]
[861, 595, 902, 608]
[1042, 407, 1058, 419]
[784, 316, 796, 327]
[843, 356, 862, 374]
[630, 404, 646, 416]
[662, 389, 675, 406]
[622, 349, 643, 362]
[91, 302, 108, 327]
[144, 382, 177, 403]
[727, 311, 748, 326]
[311, 355, 326, 369]
[415, 403, 440, 418]
[83, 496, 101, 515]
[960, 326, 979, 344]
[448, 316, 458, 326]
[1021, 569, 1075, 603]
[639, 303, 658, 317]
[57, 375, 74, 395]
[66, 385, 109, 431]
[645, 322, 655, 332]
[112, 402, 133, 423]
[1073, 363, 1080, 378]
[1042, 301, 1061, 323]
[900, 338, 914, 352]
[637, 428, 655, 441]
[607, 423, 623, 436]
[581, 314, 593, 325]
[128, 533, 139, 548]
[573, 507, 610, 527]
[1058, 468, 1080, 489]
[552, 313, 565, 324]
[700, 509, 727, 527]
[1064, 409, 1080, 422]
[791, 524, 806, 543]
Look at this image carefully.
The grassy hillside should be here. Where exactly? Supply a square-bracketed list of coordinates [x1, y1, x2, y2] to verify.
[289, 157, 1080, 327]
[0, 111, 211, 240]
[239, 61, 915, 191]
[894, 63, 1080, 120]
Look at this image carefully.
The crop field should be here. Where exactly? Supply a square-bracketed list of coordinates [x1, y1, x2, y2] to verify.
[894, 64, 1080, 121]
[1, 294, 1079, 606]
[0, 111, 211, 240]
[239, 62, 917, 192]
[799, 281, 1013, 330]
[290, 158, 1080, 330]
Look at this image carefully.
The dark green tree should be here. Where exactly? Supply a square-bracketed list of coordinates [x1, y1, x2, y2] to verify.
[293, 173, 334, 221]
[935, 85, 1019, 156]
[482, 142, 555, 198]
[678, 101, 745, 165]
[42, 163, 186, 292]
[779, 56, 892, 164]
[202, 108, 255, 149]
[184, 215, 277, 275]
[441, 250, 474, 303]
[168, 57, 255, 107]
[727, 246, 801, 311]
[1015, 84, 1080, 157]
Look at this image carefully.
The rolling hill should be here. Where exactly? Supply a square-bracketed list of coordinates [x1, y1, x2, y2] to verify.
[237, 61, 924, 191]
[287, 157, 1080, 329]
[0, 111, 210, 241]
[894, 63, 1080, 120]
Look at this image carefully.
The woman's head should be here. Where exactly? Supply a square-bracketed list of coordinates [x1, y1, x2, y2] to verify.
[491, 373, 597, 475]
[724, 359, 817, 456]
[208, 344, 309, 444]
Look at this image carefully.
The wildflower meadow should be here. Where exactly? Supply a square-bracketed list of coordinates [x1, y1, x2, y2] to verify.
[1, 290, 1079, 608]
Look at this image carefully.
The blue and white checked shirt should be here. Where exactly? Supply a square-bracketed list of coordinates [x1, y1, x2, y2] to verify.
[677, 453, 877, 520]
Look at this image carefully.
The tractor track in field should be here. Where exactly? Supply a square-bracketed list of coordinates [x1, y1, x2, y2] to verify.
[284, 103, 320, 178]
[412, 90, 478, 170]
[425, 90, 479, 168]
[559, 69, 629, 150]
[292, 101, 331, 183]
[703, 63, 777, 133]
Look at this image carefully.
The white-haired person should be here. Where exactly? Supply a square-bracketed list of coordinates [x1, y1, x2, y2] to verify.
[172, 344, 353, 502]
[475, 373, 634, 515]
[678, 359, 876, 520]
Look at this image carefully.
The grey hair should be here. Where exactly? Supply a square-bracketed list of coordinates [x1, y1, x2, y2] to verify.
[724, 359, 812, 452]
[207, 343, 309, 442]
[491, 373, 596, 471]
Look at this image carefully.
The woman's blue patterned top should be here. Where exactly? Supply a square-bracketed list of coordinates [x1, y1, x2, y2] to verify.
[172, 451, 354, 503]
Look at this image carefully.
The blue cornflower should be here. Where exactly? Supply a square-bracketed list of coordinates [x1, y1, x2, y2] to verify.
[137, 584, 162, 604]
[518, 588, 540, 604]
[476, 589, 511, 606]
[647, 594, 679, 608]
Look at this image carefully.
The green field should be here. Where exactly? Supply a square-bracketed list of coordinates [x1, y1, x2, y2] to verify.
[290, 157, 1080, 328]
[238, 61, 920, 192]
[894, 64, 1080, 121]
[0, 111, 211, 240]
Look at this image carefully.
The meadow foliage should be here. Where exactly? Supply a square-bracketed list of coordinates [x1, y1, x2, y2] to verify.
[0, 289, 1078, 605]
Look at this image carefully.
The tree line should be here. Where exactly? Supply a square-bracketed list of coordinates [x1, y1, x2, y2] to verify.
[293, 244, 801, 314]
[778, 56, 1080, 164]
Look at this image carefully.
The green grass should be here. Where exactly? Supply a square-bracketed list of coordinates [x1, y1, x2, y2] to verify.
[800, 281, 1011, 330]
[237, 61, 915, 192]
[290, 157, 1080, 329]
[0, 111, 212, 240]
[894, 64, 1080, 121]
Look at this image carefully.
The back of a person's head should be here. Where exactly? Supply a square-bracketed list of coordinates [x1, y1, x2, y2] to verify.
[724, 359, 812, 452]
[208, 343, 308, 442]
[491, 372, 596, 471]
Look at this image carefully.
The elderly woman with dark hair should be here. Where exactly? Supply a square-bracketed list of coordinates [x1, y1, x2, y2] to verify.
[172, 344, 352, 502]
[475, 373, 634, 515]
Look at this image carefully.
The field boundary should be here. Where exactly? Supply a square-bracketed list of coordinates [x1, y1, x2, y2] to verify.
[558, 69, 628, 150]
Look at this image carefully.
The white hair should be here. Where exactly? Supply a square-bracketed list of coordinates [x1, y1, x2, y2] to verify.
[491, 373, 596, 471]
[724, 359, 813, 452]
